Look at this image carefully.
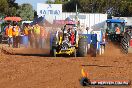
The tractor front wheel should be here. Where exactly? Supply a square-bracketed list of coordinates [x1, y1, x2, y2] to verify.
[50, 36, 57, 57]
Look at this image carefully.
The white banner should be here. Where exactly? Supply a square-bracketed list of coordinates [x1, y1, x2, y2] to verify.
[37, 3, 62, 17]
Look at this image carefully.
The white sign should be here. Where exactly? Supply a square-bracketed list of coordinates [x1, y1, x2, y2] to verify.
[69, 15, 86, 19]
[37, 3, 62, 16]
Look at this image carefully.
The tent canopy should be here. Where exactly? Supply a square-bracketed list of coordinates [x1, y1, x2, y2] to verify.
[30, 16, 45, 25]
[65, 17, 72, 21]
[106, 19, 126, 23]
[4, 17, 22, 22]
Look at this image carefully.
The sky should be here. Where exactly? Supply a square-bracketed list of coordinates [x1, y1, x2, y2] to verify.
[15, 0, 48, 10]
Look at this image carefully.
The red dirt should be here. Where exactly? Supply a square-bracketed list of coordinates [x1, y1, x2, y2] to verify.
[0, 42, 132, 88]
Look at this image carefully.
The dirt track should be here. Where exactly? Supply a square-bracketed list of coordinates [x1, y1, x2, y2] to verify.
[0, 42, 132, 88]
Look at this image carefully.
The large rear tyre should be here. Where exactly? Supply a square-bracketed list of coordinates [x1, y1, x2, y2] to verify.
[50, 36, 57, 57]
[0, 35, 2, 44]
[78, 37, 88, 57]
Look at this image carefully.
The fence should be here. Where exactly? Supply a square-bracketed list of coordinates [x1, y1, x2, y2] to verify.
[44, 12, 107, 34]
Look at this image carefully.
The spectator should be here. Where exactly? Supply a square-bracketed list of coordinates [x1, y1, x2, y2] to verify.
[28, 25, 34, 48]
[39, 24, 47, 48]
[5, 23, 13, 47]
[23, 24, 29, 36]
[86, 27, 89, 34]
[12, 23, 21, 48]
[33, 23, 40, 48]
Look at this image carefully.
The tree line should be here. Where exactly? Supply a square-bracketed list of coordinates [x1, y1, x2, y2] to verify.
[0, 0, 132, 21]
[0, 0, 34, 20]
[47, 0, 132, 17]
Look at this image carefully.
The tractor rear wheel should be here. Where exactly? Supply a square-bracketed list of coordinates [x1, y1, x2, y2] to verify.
[50, 36, 57, 57]
[78, 37, 87, 57]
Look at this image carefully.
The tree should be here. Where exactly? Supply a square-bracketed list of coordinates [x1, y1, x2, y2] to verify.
[63, 0, 81, 12]
[46, 0, 54, 4]
[7, 0, 18, 7]
[17, 3, 34, 20]
[6, 0, 19, 16]
[0, 0, 8, 16]
[62, 0, 132, 17]
[54, 0, 62, 4]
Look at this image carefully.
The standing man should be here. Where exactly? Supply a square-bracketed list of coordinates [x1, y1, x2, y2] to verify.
[23, 24, 30, 47]
[28, 25, 34, 48]
[5, 23, 13, 47]
[33, 22, 40, 48]
[39, 24, 47, 48]
[23, 24, 29, 36]
[8, 24, 13, 47]
[12, 23, 21, 48]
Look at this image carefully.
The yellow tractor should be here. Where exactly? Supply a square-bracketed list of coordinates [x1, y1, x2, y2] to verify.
[50, 23, 88, 57]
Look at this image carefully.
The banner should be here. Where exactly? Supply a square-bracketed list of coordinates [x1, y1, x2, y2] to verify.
[37, 3, 62, 17]
[53, 20, 76, 24]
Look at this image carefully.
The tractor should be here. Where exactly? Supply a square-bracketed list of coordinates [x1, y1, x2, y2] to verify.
[106, 19, 126, 42]
[106, 19, 132, 53]
[50, 23, 88, 57]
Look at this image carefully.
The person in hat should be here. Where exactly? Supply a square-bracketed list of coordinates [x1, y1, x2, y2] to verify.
[33, 22, 40, 48]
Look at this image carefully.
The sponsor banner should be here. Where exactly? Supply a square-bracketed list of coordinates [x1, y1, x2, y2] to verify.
[90, 80, 130, 85]
[37, 3, 62, 16]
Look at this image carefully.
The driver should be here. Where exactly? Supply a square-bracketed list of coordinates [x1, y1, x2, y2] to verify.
[115, 24, 121, 34]
[67, 27, 75, 45]
[67, 27, 72, 36]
